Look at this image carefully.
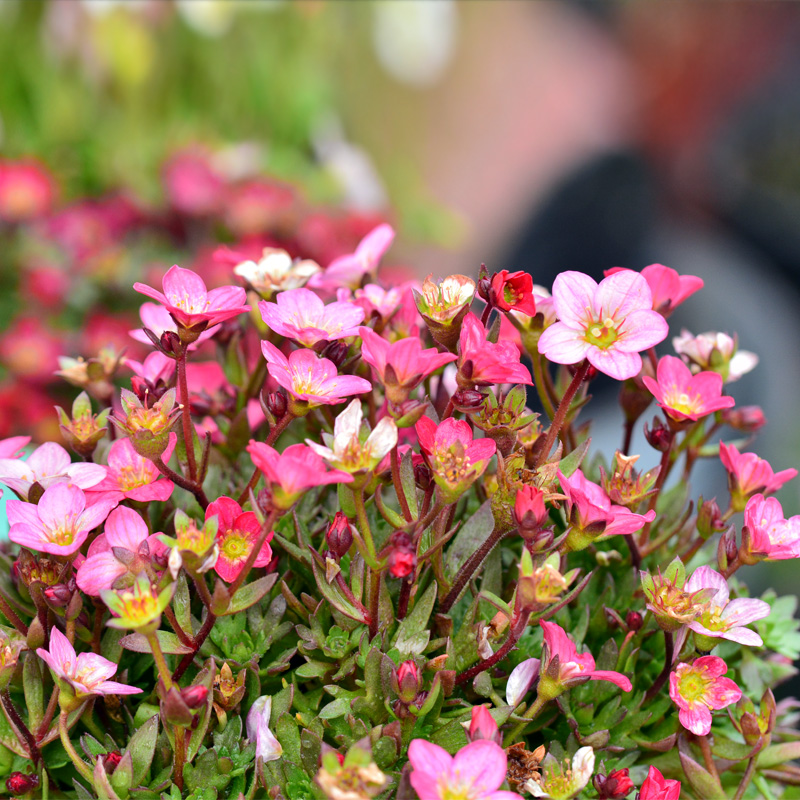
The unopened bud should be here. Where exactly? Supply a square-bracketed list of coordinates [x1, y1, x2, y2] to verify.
[6, 772, 39, 795]
[392, 660, 422, 704]
[593, 768, 634, 799]
[103, 751, 123, 771]
[414, 463, 432, 491]
[43, 584, 71, 607]
[717, 526, 738, 572]
[722, 405, 766, 433]
[644, 417, 673, 452]
[159, 330, 182, 357]
[326, 512, 354, 559]
[467, 705, 501, 744]
[265, 391, 288, 421]
[387, 532, 416, 579]
[697, 497, 725, 539]
[181, 684, 209, 709]
[451, 389, 485, 412]
[321, 340, 348, 368]
[625, 611, 643, 632]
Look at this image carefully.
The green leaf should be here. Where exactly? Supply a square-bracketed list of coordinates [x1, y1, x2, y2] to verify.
[275, 713, 302, 763]
[120, 631, 193, 655]
[22, 652, 43, 734]
[318, 697, 350, 720]
[399, 449, 418, 517]
[558, 436, 591, 478]
[172, 573, 192, 635]
[221, 573, 279, 616]
[445, 500, 494, 580]
[125, 714, 158, 787]
[310, 560, 368, 623]
[187, 659, 216, 762]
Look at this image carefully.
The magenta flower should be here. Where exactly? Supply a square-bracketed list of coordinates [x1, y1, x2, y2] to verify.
[720, 442, 797, 511]
[416, 416, 496, 503]
[309, 223, 395, 292]
[684, 566, 770, 646]
[643, 355, 735, 422]
[358, 326, 457, 404]
[0, 441, 106, 500]
[76, 506, 163, 596]
[558, 469, 655, 551]
[261, 341, 371, 406]
[258, 288, 364, 346]
[125, 351, 175, 387]
[133, 265, 249, 331]
[129, 302, 218, 347]
[37, 628, 141, 699]
[247, 441, 353, 510]
[7, 483, 116, 557]
[669, 655, 741, 735]
[538, 270, 668, 380]
[743, 494, 800, 561]
[206, 496, 273, 583]
[540, 620, 632, 692]
[639, 766, 681, 800]
[0, 436, 29, 459]
[607, 264, 703, 316]
[87, 435, 176, 503]
[457, 313, 532, 387]
[407, 739, 521, 800]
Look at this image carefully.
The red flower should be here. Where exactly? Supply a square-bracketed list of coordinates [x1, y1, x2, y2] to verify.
[490, 270, 537, 316]
[639, 766, 681, 800]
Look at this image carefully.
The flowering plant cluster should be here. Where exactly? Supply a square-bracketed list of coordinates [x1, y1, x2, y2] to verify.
[0, 206, 798, 800]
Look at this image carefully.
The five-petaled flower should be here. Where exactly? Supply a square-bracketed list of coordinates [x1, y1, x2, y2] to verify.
[7, 483, 116, 557]
[538, 270, 668, 380]
[205, 496, 273, 583]
[407, 738, 522, 800]
[606, 264, 703, 317]
[134, 265, 249, 336]
[742, 493, 800, 562]
[719, 442, 797, 512]
[457, 313, 532, 387]
[643, 355, 735, 422]
[233, 247, 321, 297]
[673, 329, 758, 383]
[669, 655, 742, 735]
[258, 287, 364, 346]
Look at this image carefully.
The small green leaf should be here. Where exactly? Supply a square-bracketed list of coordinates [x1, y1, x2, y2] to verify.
[445, 501, 494, 580]
[399, 449, 418, 517]
[221, 573, 279, 616]
[120, 631, 193, 655]
[125, 713, 158, 787]
[557, 437, 591, 478]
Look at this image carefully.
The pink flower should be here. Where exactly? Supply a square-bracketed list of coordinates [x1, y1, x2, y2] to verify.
[351, 283, 409, 320]
[0, 442, 106, 501]
[540, 620, 632, 692]
[125, 351, 176, 387]
[490, 270, 537, 316]
[0, 159, 56, 222]
[76, 506, 163, 596]
[37, 628, 141, 699]
[309, 223, 395, 292]
[261, 341, 371, 406]
[416, 416, 496, 503]
[558, 469, 655, 551]
[467, 706, 501, 744]
[358, 327, 457, 404]
[538, 270, 668, 380]
[673, 329, 758, 383]
[407, 739, 521, 800]
[206, 496, 273, 583]
[643, 355, 734, 422]
[684, 566, 770, 646]
[247, 441, 353, 510]
[669, 655, 741, 735]
[258, 288, 364, 346]
[129, 302, 218, 347]
[743, 494, 800, 561]
[606, 264, 703, 316]
[163, 149, 225, 217]
[720, 442, 797, 511]
[639, 766, 681, 800]
[506, 658, 541, 707]
[458, 313, 532, 387]
[134, 265, 249, 331]
[0, 436, 29, 460]
[7, 484, 116, 557]
[87, 436, 176, 503]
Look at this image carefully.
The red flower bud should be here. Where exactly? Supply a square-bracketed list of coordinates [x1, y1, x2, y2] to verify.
[104, 751, 123, 771]
[468, 705, 501, 744]
[451, 389, 485, 411]
[326, 512, 354, 559]
[644, 417, 673, 452]
[6, 772, 39, 795]
[514, 485, 549, 540]
[265, 391, 288, 421]
[181, 684, 209, 709]
[321, 340, 348, 368]
[392, 660, 422, 704]
[388, 533, 416, 579]
[594, 768, 634, 798]
[625, 611, 643, 632]
[697, 498, 725, 539]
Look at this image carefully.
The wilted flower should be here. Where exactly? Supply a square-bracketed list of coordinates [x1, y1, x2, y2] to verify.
[55, 391, 111, 459]
[102, 573, 175, 634]
[259, 288, 365, 346]
[742, 493, 800, 562]
[457, 313, 532, 387]
[7, 483, 116, 557]
[719, 442, 797, 512]
[672, 329, 758, 383]
[214, 662, 247, 712]
[638, 767, 681, 800]
[517, 552, 578, 607]
[538, 270, 668, 381]
[316, 741, 388, 800]
[491, 270, 537, 316]
[524, 746, 595, 800]
[234, 247, 321, 296]
[0, 628, 26, 690]
[246, 695, 283, 762]
[669, 655, 742, 735]
[600, 452, 660, 510]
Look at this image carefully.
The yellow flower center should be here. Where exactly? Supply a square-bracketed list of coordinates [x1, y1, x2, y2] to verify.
[585, 317, 620, 349]
[117, 463, 151, 491]
[221, 530, 250, 562]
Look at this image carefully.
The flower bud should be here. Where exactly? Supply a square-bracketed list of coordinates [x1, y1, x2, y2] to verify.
[697, 497, 725, 539]
[181, 684, 209, 710]
[387, 536, 416, 579]
[593, 768, 634, 799]
[451, 389, 485, 412]
[413, 463, 432, 491]
[392, 660, 422, 704]
[326, 512, 354, 559]
[161, 687, 194, 727]
[6, 772, 39, 795]
[467, 705, 501, 744]
[514, 485, 549, 541]
[321, 340, 349, 368]
[55, 391, 111, 459]
[644, 417, 672, 452]
[717, 526, 738, 573]
[103, 751, 123, 771]
[625, 611, 643, 632]
[159, 330, 182, 357]
[43, 584, 71, 608]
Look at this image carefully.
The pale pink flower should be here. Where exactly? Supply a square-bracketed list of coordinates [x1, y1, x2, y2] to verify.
[261, 341, 371, 406]
[87, 435, 176, 503]
[643, 355, 735, 422]
[76, 506, 163, 596]
[606, 264, 703, 316]
[258, 288, 364, 346]
[0, 441, 106, 501]
[639, 766, 681, 800]
[358, 326, 457, 404]
[672, 329, 758, 383]
[129, 302, 217, 347]
[719, 442, 797, 510]
[247, 441, 353, 510]
[416, 416, 496, 503]
[506, 658, 541, 707]
[684, 566, 770, 646]
[309, 223, 395, 291]
[458, 313, 532, 387]
[206, 496, 273, 583]
[538, 270, 668, 380]
[407, 739, 521, 800]
[37, 628, 141, 698]
[540, 620, 632, 691]
[7, 483, 116, 557]
[133, 265, 249, 330]
[246, 695, 283, 762]
[351, 283, 409, 320]
[0, 436, 29, 459]
[669, 655, 741, 735]
[124, 351, 175, 387]
[233, 247, 320, 296]
[743, 494, 800, 561]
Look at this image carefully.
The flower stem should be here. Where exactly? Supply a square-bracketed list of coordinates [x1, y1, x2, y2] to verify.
[534, 361, 590, 469]
[455, 610, 531, 687]
[353, 489, 377, 565]
[733, 755, 758, 800]
[59, 711, 94, 785]
[368, 569, 382, 640]
[439, 525, 504, 614]
[391, 446, 413, 522]
[236, 411, 294, 506]
[396, 578, 412, 620]
[154, 456, 209, 510]
[1, 690, 41, 766]
[0, 591, 27, 635]
[503, 693, 550, 746]
[163, 605, 194, 648]
[146, 631, 174, 692]
[176, 348, 198, 483]
[697, 733, 721, 785]
[172, 609, 216, 683]
[173, 725, 186, 791]
[644, 629, 674, 702]
[530, 351, 556, 420]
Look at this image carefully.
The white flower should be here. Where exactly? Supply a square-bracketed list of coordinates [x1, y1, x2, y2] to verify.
[234, 248, 321, 296]
[672, 329, 758, 382]
[523, 747, 595, 800]
[506, 657, 541, 708]
[246, 696, 283, 762]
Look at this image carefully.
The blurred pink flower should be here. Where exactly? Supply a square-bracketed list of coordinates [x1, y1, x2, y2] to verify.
[134, 265, 249, 331]
[37, 628, 141, 699]
[719, 442, 797, 510]
[261, 341, 371, 406]
[163, 149, 225, 217]
[669, 655, 741, 735]
[643, 355, 734, 422]
[309, 223, 395, 291]
[458, 313, 532, 387]
[743, 494, 800, 561]
[538, 270, 668, 380]
[7, 483, 116, 557]
[606, 264, 703, 316]
[0, 317, 63, 382]
[0, 159, 56, 222]
[258, 288, 364, 346]
[0, 436, 29, 460]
